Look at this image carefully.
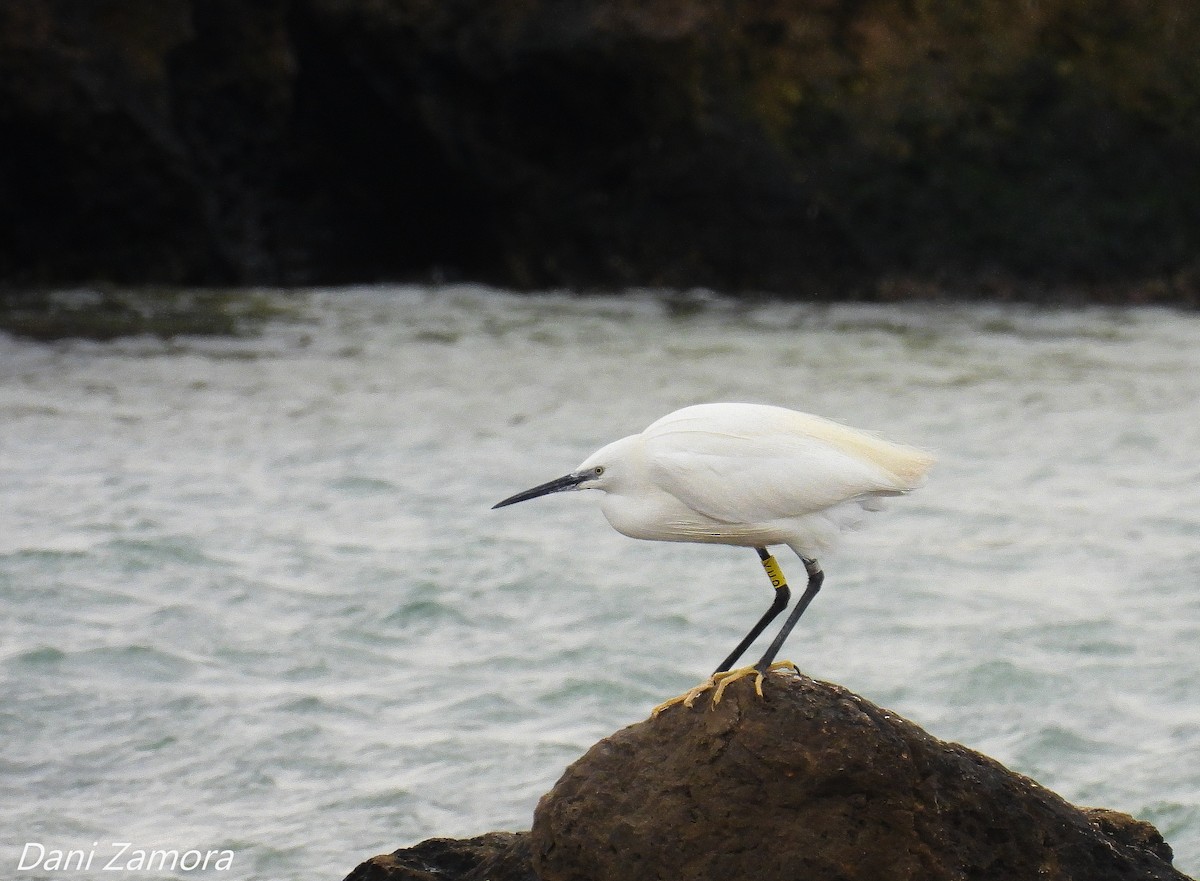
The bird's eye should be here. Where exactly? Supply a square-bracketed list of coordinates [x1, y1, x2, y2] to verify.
[594, 466, 605, 477]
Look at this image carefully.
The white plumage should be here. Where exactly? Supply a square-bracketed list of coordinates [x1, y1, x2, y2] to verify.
[574, 403, 931, 557]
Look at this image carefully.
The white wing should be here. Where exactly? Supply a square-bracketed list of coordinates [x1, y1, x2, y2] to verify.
[642, 404, 928, 525]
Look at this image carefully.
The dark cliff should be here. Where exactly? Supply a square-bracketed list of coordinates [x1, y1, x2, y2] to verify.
[4, 0, 1200, 303]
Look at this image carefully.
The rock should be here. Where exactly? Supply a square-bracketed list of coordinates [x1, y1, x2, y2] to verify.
[344, 672, 1190, 880]
[341, 832, 535, 881]
[0, 287, 274, 341]
[530, 670, 1189, 881]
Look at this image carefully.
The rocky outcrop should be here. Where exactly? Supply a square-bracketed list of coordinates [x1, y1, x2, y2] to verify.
[345, 670, 1191, 881]
[532, 672, 1185, 881]
[343, 833, 534, 881]
[5, 1, 1200, 302]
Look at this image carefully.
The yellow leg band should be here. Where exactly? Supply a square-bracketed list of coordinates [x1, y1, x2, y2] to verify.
[760, 554, 789, 591]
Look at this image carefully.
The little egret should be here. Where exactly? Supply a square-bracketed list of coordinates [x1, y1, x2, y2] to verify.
[492, 402, 933, 705]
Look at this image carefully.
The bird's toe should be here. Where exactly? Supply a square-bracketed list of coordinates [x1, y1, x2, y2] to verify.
[650, 678, 719, 716]
[755, 659, 801, 678]
[711, 665, 766, 702]
[652, 662, 802, 716]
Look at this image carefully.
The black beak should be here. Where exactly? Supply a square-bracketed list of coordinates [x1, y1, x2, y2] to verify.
[492, 473, 584, 509]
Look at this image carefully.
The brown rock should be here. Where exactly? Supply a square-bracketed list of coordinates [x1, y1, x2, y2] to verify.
[531, 671, 1189, 881]
[341, 832, 535, 881]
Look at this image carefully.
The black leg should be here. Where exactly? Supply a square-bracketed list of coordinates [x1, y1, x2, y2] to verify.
[713, 548, 791, 674]
[754, 557, 823, 673]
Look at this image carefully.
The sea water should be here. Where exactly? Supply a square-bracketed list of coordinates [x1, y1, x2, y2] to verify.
[2, 286, 1198, 879]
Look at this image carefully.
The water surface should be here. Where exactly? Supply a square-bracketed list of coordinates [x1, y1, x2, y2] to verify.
[2, 287, 1197, 878]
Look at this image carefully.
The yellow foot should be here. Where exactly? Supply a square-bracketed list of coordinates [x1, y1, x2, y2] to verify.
[651, 661, 800, 716]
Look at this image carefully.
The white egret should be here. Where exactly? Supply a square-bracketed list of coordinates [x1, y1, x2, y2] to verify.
[493, 402, 933, 706]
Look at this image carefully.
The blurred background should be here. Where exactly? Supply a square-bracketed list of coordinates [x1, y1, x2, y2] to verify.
[3, 0, 1200, 304]
[1, 4, 1198, 881]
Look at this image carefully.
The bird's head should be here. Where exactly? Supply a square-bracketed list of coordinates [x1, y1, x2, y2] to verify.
[491, 437, 632, 509]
